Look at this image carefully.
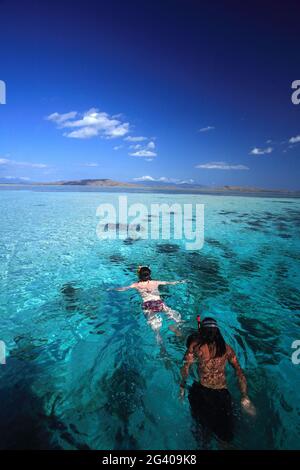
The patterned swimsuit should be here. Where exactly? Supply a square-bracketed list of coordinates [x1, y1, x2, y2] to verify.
[142, 299, 165, 312]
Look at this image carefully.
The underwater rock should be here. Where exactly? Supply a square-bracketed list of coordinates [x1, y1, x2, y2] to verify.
[247, 219, 266, 228]
[109, 254, 126, 264]
[276, 285, 300, 311]
[99, 360, 146, 448]
[101, 223, 145, 232]
[219, 210, 237, 215]
[205, 238, 224, 248]
[60, 283, 79, 297]
[60, 283, 80, 312]
[156, 243, 180, 254]
[237, 315, 282, 365]
[275, 262, 289, 279]
[238, 259, 259, 274]
[205, 238, 235, 259]
[123, 237, 140, 245]
[184, 251, 229, 294]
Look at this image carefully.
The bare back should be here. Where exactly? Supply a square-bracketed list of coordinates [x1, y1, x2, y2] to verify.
[131, 280, 162, 302]
[192, 342, 240, 390]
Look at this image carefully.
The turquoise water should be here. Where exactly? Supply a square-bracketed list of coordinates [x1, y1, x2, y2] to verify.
[0, 189, 299, 449]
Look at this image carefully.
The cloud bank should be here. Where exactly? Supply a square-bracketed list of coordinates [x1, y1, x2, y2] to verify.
[196, 161, 249, 170]
[46, 108, 130, 139]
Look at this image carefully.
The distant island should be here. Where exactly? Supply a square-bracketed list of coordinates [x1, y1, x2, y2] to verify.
[0, 178, 299, 195]
[56, 178, 136, 187]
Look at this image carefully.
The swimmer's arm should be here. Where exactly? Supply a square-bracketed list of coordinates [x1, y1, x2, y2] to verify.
[228, 347, 256, 416]
[158, 280, 187, 286]
[227, 346, 248, 397]
[114, 283, 137, 292]
[180, 342, 196, 392]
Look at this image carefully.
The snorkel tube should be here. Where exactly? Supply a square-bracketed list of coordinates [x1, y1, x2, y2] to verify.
[196, 314, 201, 330]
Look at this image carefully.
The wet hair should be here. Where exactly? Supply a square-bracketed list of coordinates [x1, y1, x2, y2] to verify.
[138, 266, 151, 282]
[186, 317, 226, 358]
[199, 317, 226, 358]
[186, 332, 201, 349]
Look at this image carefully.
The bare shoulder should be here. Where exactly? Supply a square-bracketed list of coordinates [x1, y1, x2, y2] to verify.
[226, 344, 235, 359]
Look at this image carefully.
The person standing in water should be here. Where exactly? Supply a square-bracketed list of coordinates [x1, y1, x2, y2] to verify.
[115, 266, 185, 333]
[180, 317, 255, 444]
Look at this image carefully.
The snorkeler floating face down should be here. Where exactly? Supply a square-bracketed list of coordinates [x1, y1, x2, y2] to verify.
[115, 266, 186, 337]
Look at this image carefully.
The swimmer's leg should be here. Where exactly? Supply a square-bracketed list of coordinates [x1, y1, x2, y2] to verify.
[161, 305, 183, 336]
[144, 309, 163, 343]
[162, 305, 182, 322]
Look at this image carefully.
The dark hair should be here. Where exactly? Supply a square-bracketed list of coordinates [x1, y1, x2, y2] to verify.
[138, 266, 151, 282]
[186, 332, 201, 349]
[196, 317, 226, 358]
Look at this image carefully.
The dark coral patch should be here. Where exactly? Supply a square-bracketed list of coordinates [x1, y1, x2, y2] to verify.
[109, 254, 126, 264]
[156, 243, 180, 254]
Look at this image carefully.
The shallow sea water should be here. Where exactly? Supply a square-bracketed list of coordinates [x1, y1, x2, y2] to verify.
[0, 189, 299, 449]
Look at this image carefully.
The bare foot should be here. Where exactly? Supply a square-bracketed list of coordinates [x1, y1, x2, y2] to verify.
[168, 324, 182, 337]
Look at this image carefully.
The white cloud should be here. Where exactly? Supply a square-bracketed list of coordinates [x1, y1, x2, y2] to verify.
[46, 111, 77, 124]
[124, 136, 147, 142]
[250, 146, 273, 155]
[134, 176, 174, 182]
[133, 176, 195, 184]
[65, 127, 99, 139]
[129, 140, 157, 158]
[147, 141, 155, 149]
[2, 176, 30, 181]
[130, 150, 157, 158]
[46, 108, 130, 139]
[196, 161, 249, 170]
[113, 145, 123, 150]
[129, 144, 142, 150]
[0, 158, 48, 168]
[156, 177, 169, 182]
[198, 126, 215, 133]
[83, 162, 99, 167]
[30, 163, 48, 168]
[178, 179, 195, 184]
[289, 135, 300, 144]
[133, 175, 155, 181]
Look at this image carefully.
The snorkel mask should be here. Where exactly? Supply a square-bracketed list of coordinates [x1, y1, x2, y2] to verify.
[196, 315, 218, 329]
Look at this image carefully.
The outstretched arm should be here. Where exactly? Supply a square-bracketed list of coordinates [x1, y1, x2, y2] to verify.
[114, 284, 135, 292]
[159, 280, 186, 286]
[227, 346, 256, 416]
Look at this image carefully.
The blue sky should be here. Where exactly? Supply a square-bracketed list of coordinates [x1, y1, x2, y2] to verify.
[0, 0, 300, 189]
